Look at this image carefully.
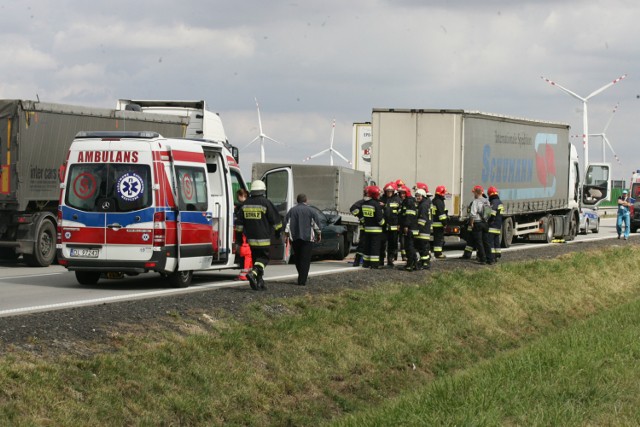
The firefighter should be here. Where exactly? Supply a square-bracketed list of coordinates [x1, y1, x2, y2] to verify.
[469, 185, 493, 265]
[235, 180, 283, 290]
[350, 188, 368, 267]
[361, 186, 386, 268]
[380, 182, 401, 267]
[399, 185, 418, 270]
[487, 186, 504, 261]
[396, 185, 409, 261]
[431, 185, 449, 259]
[414, 188, 432, 270]
[461, 199, 476, 260]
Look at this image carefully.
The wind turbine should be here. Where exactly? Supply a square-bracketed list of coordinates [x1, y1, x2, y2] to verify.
[540, 74, 626, 170]
[245, 98, 283, 163]
[589, 103, 622, 166]
[303, 119, 352, 166]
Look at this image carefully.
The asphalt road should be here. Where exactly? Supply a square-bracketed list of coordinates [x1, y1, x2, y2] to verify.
[0, 217, 623, 317]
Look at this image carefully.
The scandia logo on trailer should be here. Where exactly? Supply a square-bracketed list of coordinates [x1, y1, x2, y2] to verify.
[482, 133, 558, 187]
[77, 151, 139, 163]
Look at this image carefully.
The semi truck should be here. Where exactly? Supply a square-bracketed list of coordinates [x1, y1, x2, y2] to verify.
[251, 163, 365, 260]
[370, 109, 611, 247]
[0, 99, 189, 266]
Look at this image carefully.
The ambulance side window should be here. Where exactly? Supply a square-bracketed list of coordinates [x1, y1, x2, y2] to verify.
[175, 166, 208, 211]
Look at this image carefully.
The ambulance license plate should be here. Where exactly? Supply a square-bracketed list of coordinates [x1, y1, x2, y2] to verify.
[69, 248, 99, 258]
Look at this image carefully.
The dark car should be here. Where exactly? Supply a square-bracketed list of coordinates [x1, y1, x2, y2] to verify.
[271, 205, 351, 263]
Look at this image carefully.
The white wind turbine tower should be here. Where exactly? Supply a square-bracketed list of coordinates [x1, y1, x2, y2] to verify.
[589, 103, 622, 166]
[303, 119, 352, 166]
[540, 74, 626, 171]
[245, 98, 283, 163]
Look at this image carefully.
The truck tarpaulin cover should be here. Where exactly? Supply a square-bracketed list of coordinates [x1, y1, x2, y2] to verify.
[462, 115, 570, 211]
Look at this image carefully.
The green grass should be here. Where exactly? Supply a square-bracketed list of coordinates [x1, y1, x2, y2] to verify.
[333, 297, 640, 427]
[1, 246, 640, 425]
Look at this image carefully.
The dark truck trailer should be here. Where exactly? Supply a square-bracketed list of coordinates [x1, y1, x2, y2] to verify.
[0, 100, 188, 266]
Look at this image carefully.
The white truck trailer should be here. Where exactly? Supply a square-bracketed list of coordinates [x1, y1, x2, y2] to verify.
[371, 109, 611, 246]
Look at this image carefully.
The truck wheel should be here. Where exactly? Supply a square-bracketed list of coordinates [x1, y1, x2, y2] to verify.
[24, 220, 57, 267]
[566, 213, 578, 241]
[501, 217, 514, 248]
[75, 271, 101, 285]
[543, 215, 554, 243]
[592, 219, 600, 234]
[167, 270, 192, 288]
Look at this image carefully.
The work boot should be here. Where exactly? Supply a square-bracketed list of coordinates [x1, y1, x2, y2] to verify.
[352, 254, 362, 267]
[247, 269, 259, 291]
[415, 260, 423, 271]
[435, 253, 446, 259]
[387, 257, 395, 268]
[258, 275, 267, 290]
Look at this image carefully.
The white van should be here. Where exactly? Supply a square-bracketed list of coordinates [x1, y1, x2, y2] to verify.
[57, 131, 247, 287]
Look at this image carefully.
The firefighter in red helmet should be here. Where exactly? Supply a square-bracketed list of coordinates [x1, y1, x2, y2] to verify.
[487, 186, 504, 261]
[381, 182, 401, 267]
[399, 185, 417, 270]
[359, 185, 385, 268]
[431, 185, 448, 258]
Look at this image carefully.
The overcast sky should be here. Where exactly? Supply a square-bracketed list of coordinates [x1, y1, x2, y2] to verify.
[0, 0, 637, 181]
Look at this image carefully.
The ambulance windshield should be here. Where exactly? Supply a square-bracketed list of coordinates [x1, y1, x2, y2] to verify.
[65, 164, 152, 212]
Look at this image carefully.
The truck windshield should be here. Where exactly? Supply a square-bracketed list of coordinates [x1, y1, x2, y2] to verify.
[65, 163, 152, 212]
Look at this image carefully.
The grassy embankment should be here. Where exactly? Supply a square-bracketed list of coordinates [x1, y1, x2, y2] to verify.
[2, 246, 640, 425]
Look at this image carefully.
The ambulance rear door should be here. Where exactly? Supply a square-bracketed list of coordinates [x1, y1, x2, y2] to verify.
[169, 146, 215, 271]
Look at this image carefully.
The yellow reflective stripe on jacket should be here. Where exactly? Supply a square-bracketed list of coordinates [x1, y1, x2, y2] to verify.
[364, 226, 383, 233]
[247, 238, 271, 246]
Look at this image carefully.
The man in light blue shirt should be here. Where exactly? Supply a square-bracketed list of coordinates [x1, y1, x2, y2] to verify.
[617, 189, 632, 240]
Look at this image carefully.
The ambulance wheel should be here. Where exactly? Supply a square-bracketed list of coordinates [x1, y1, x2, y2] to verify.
[168, 270, 192, 288]
[75, 271, 100, 285]
[24, 220, 57, 267]
[592, 218, 600, 234]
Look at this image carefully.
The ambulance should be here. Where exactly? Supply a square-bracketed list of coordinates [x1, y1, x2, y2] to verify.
[57, 131, 247, 287]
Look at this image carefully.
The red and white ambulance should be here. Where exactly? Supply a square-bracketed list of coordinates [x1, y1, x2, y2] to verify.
[57, 131, 247, 287]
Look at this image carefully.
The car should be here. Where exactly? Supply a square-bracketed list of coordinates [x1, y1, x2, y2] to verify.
[579, 209, 600, 235]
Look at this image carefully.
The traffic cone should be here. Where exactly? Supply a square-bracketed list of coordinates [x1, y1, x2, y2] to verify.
[237, 236, 252, 280]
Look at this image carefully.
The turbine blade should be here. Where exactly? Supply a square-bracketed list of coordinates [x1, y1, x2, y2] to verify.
[586, 74, 627, 99]
[329, 119, 336, 148]
[332, 149, 352, 165]
[604, 136, 622, 165]
[243, 135, 260, 149]
[540, 76, 585, 101]
[303, 149, 330, 162]
[602, 102, 620, 133]
[255, 97, 264, 133]
[263, 135, 284, 145]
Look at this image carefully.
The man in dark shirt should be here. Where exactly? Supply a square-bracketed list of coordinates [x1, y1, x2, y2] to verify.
[285, 194, 322, 286]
